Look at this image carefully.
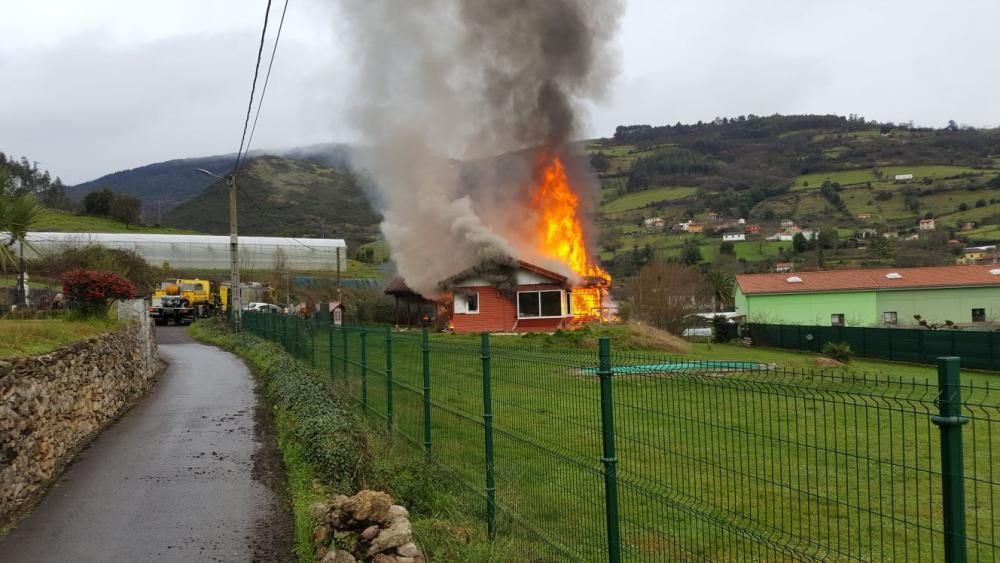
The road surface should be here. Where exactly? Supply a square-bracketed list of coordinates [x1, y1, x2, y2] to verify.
[0, 326, 291, 562]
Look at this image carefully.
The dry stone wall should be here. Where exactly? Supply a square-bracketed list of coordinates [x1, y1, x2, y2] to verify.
[0, 315, 159, 523]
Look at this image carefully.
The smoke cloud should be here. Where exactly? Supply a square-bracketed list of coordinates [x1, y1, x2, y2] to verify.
[336, 0, 624, 296]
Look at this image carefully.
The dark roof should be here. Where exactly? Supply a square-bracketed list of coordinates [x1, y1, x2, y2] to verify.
[736, 264, 1000, 295]
[384, 276, 418, 296]
[441, 260, 568, 288]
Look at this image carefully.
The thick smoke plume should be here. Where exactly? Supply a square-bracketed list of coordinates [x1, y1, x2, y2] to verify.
[337, 0, 624, 297]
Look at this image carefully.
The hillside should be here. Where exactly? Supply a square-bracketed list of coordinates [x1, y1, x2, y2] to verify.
[68, 143, 358, 215]
[33, 209, 197, 234]
[585, 115, 1000, 275]
[162, 156, 380, 242]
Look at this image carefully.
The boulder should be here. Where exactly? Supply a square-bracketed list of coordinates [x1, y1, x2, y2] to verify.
[815, 356, 844, 367]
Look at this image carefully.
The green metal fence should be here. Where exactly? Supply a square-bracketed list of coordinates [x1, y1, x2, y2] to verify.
[242, 312, 1000, 562]
[747, 322, 1000, 371]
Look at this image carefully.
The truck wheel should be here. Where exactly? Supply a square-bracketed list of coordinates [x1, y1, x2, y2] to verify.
[154, 319, 166, 326]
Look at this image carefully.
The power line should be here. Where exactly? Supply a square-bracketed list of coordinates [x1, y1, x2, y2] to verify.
[244, 0, 290, 162]
[234, 0, 274, 177]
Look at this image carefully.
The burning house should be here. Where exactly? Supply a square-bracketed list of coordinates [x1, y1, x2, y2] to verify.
[343, 0, 624, 333]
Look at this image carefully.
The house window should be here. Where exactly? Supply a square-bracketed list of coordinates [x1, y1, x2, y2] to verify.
[972, 308, 986, 322]
[831, 313, 845, 326]
[517, 290, 565, 318]
[882, 311, 898, 325]
[455, 292, 479, 315]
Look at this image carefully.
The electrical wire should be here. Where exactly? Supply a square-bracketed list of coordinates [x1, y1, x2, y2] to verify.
[233, 0, 274, 177]
[243, 0, 290, 167]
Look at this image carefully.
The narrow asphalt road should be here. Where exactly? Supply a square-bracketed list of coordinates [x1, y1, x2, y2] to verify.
[0, 326, 291, 562]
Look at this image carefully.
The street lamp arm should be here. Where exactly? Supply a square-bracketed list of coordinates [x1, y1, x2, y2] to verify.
[196, 168, 226, 180]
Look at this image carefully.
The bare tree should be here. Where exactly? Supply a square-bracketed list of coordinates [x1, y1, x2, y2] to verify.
[631, 261, 711, 335]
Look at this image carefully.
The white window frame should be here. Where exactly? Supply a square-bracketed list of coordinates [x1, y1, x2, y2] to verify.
[831, 313, 845, 327]
[972, 308, 986, 323]
[882, 311, 898, 325]
[454, 291, 480, 315]
[517, 289, 568, 319]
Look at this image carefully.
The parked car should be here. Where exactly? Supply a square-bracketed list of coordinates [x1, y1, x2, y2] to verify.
[245, 302, 283, 314]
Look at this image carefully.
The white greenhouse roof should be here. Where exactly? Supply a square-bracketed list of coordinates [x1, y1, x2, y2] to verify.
[22, 232, 348, 271]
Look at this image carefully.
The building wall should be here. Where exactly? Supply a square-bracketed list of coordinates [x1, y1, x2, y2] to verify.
[738, 290, 878, 326]
[452, 283, 570, 334]
[736, 285, 1000, 327]
[875, 286, 1000, 326]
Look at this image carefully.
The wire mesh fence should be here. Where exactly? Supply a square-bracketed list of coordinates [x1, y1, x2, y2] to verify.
[241, 312, 1000, 562]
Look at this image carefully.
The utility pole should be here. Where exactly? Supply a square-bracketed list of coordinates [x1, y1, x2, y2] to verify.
[195, 167, 240, 328]
[229, 174, 241, 329]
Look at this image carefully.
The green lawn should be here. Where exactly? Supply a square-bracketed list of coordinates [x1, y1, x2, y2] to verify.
[793, 165, 995, 191]
[244, 315, 999, 562]
[0, 317, 120, 358]
[34, 209, 197, 234]
[601, 186, 698, 213]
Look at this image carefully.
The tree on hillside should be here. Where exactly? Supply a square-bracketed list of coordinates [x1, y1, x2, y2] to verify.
[681, 239, 703, 265]
[719, 241, 735, 255]
[84, 188, 114, 216]
[110, 194, 142, 227]
[792, 232, 810, 253]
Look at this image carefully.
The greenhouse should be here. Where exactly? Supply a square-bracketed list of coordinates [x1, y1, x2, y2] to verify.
[24, 232, 348, 272]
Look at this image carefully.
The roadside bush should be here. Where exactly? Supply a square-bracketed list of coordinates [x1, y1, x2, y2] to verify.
[37, 245, 159, 294]
[822, 341, 853, 364]
[59, 268, 136, 316]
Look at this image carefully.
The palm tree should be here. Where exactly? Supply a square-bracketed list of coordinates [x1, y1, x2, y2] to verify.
[702, 269, 735, 312]
[0, 194, 47, 306]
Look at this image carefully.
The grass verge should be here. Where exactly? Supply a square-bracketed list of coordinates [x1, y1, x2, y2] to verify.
[189, 319, 513, 562]
[0, 316, 120, 358]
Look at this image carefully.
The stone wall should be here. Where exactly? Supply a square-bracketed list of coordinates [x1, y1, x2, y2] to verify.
[0, 313, 159, 524]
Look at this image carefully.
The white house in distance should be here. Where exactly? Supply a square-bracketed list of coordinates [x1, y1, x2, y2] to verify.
[722, 232, 746, 242]
[643, 217, 665, 228]
[895, 173, 914, 181]
[920, 218, 936, 231]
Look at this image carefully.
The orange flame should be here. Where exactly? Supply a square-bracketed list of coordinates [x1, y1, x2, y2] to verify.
[529, 152, 612, 322]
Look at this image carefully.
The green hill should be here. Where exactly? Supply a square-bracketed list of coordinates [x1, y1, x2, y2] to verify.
[162, 156, 381, 243]
[34, 209, 197, 234]
[588, 116, 1000, 275]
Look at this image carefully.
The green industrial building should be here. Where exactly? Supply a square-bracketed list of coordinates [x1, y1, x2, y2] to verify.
[735, 265, 1000, 327]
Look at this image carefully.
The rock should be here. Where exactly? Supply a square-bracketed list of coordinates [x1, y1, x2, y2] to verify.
[313, 525, 329, 544]
[383, 504, 409, 524]
[396, 542, 421, 557]
[360, 524, 381, 541]
[815, 356, 844, 367]
[321, 549, 356, 563]
[311, 501, 331, 522]
[369, 517, 412, 555]
[350, 490, 393, 523]
[372, 555, 397, 563]
[395, 558, 416, 563]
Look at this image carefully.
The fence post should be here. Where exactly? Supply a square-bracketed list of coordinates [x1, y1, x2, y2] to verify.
[328, 325, 335, 377]
[342, 324, 349, 378]
[360, 331, 368, 411]
[932, 357, 969, 563]
[385, 326, 393, 432]
[422, 327, 432, 458]
[310, 323, 316, 368]
[598, 337, 622, 563]
[480, 332, 497, 539]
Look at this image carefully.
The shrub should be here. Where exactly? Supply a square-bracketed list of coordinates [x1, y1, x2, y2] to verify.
[60, 268, 136, 315]
[822, 341, 853, 363]
[36, 245, 159, 294]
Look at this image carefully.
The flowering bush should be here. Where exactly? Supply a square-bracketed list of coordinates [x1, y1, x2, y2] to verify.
[60, 268, 136, 315]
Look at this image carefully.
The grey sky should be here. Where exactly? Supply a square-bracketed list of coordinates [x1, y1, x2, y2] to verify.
[2, 0, 998, 184]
